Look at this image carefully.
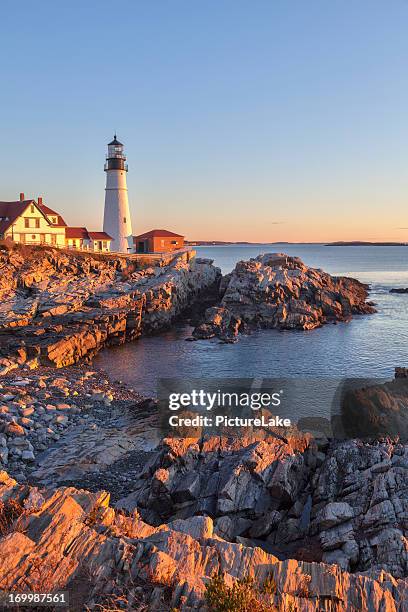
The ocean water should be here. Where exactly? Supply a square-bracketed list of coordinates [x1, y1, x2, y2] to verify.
[95, 244, 408, 397]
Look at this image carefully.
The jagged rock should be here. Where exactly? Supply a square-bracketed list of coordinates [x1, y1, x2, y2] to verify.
[363, 500, 396, 529]
[167, 516, 213, 541]
[214, 515, 235, 540]
[0, 473, 407, 610]
[193, 252, 375, 340]
[320, 521, 355, 551]
[322, 549, 350, 571]
[0, 247, 221, 369]
[249, 510, 282, 538]
[316, 502, 354, 530]
[312, 435, 408, 578]
[116, 434, 315, 537]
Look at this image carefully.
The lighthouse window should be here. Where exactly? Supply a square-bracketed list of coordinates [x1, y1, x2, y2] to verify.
[123, 217, 126, 223]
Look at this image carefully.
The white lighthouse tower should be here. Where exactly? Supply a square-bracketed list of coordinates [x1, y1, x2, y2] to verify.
[103, 134, 133, 252]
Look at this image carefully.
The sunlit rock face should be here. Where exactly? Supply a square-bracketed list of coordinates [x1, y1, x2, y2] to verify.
[113, 418, 408, 582]
[0, 246, 221, 371]
[0, 470, 407, 610]
[193, 252, 375, 341]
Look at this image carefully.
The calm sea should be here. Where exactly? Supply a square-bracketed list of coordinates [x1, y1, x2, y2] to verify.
[95, 244, 408, 396]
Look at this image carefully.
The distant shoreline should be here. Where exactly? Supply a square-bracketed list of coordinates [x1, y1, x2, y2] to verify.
[186, 240, 408, 247]
[325, 241, 408, 247]
[186, 241, 292, 246]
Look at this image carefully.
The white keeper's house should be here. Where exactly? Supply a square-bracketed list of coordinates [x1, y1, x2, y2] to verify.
[0, 193, 112, 252]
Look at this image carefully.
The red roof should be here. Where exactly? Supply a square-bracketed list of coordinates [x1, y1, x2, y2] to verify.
[65, 227, 89, 239]
[133, 229, 184, 241]
[88, 231, 112, 241]
[0, 200, 36, 234]
[38, 204, 67, 227]
[0, 200, 68, 236]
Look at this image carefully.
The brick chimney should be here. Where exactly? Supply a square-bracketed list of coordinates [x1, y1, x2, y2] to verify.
[38, 196, 43, 206]
[19, 192, 25, 202]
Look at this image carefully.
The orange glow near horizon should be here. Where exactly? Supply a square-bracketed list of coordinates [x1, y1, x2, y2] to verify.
[133, 209, 408, 244]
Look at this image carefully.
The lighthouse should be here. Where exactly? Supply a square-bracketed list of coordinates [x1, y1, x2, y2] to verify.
[103, 135, 133, 252]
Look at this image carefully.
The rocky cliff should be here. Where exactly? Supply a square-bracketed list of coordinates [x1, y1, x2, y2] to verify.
[0, 245, 220, 372]
[193, 253, 375, 341]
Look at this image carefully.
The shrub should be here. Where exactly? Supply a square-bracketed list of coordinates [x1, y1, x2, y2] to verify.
[205, 571, 277, 612]
[0, 499, 25, 536]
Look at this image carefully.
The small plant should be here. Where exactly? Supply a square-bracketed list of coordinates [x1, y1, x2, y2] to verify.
[295, 573, 311, 598]
[84, 504, 103, 528]
[262, 573, 277, 596]
[205, 571, 277, 612]
[0, 499, 25, 537]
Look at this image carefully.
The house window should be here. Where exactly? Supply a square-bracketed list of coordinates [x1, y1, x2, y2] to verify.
[171, 240, 178, 245]
[31, 235, 36, 240]
[30, 205, 35, 213]
[35, 219, 40, 228]
[103, 241, 107, 248]
[161, 240, 165, 247]
[24, 218, 30, 228]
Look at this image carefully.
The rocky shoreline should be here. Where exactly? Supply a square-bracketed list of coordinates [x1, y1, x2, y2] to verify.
[0, 365, 153, 486]
[2, 468, 407, 611]
[0, 244, 221, 372]
[193, 253, 376, 342]
[1, 363, 408, 609]
[2, 246, 408, 610]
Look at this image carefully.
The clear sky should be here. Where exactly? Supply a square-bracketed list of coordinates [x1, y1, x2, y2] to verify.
[1, 0, 408, 242]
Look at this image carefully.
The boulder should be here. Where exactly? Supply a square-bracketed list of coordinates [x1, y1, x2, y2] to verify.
[193, 253, 375, 340]
[316, 502, 354, 530]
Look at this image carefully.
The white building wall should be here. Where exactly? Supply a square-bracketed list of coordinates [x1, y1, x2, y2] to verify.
[4, 203, 65, 246]
[103, 169, 133, 253]
[91, 239, 111, 252]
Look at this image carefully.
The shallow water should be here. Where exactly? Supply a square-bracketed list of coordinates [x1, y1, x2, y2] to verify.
[95, 244, 408, 397]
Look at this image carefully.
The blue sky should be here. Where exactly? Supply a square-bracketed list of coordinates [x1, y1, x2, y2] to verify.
[1, 0, 408, 241]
